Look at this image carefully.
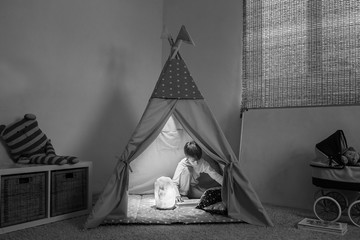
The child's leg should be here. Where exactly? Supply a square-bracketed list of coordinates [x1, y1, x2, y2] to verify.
[189, 185, 206, 199]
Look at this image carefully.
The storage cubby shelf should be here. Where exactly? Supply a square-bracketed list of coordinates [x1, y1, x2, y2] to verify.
[0, 161, 92, 234]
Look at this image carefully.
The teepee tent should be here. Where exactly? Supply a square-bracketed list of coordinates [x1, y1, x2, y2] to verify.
[85, 26, 273, 228]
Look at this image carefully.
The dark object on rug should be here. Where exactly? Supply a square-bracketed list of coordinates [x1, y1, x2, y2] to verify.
[196, 187, 226, 215]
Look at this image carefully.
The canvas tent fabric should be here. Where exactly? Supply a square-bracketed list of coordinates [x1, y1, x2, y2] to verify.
[127, 115, 193, 194]
[151, 59, 203, 99]
[84, 58, 274, 228]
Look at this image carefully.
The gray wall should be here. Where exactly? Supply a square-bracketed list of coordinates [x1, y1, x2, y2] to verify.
[0, 0, 163, 193]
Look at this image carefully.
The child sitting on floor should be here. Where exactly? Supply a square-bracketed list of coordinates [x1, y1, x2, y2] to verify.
[172, 141, 223, 202]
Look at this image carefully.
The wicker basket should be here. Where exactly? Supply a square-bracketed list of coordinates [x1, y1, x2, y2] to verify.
[0, 172, 47, 227]
[50, 168, 88, 217]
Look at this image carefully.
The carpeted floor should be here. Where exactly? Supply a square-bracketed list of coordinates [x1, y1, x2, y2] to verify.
[2, 204, 360, 240]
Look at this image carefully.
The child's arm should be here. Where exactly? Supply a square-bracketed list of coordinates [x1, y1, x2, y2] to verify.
[201, 160, 223, 185]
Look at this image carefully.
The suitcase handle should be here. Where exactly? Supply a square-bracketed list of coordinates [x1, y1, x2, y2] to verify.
[65, 173, 74, 178]
[19, 177, 31, 184]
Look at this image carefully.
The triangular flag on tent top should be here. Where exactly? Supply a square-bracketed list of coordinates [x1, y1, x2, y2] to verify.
[170, 25, 195, 59]
[84, 25, 274, 229]
[175, 25, 195, 46]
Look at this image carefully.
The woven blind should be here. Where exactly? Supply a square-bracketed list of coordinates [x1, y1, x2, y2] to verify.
[242, 0, 360, 109]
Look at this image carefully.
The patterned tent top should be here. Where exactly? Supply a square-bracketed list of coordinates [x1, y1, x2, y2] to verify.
[151, 58, 203, 99]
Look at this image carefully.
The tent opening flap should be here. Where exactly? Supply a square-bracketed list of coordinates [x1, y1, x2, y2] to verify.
[128, 115, 222, 194]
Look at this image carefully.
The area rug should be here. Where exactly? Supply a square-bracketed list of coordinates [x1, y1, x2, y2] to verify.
[103, 194, 242, 225]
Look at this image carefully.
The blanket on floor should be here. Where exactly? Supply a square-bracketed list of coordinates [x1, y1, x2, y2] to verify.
[103, 194, 242, 225]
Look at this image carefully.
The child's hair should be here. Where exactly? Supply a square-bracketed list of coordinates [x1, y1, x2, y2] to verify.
[184, 141, 202, 160]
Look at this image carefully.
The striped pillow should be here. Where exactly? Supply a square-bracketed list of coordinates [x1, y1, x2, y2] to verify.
[0, 114, 50, 162]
